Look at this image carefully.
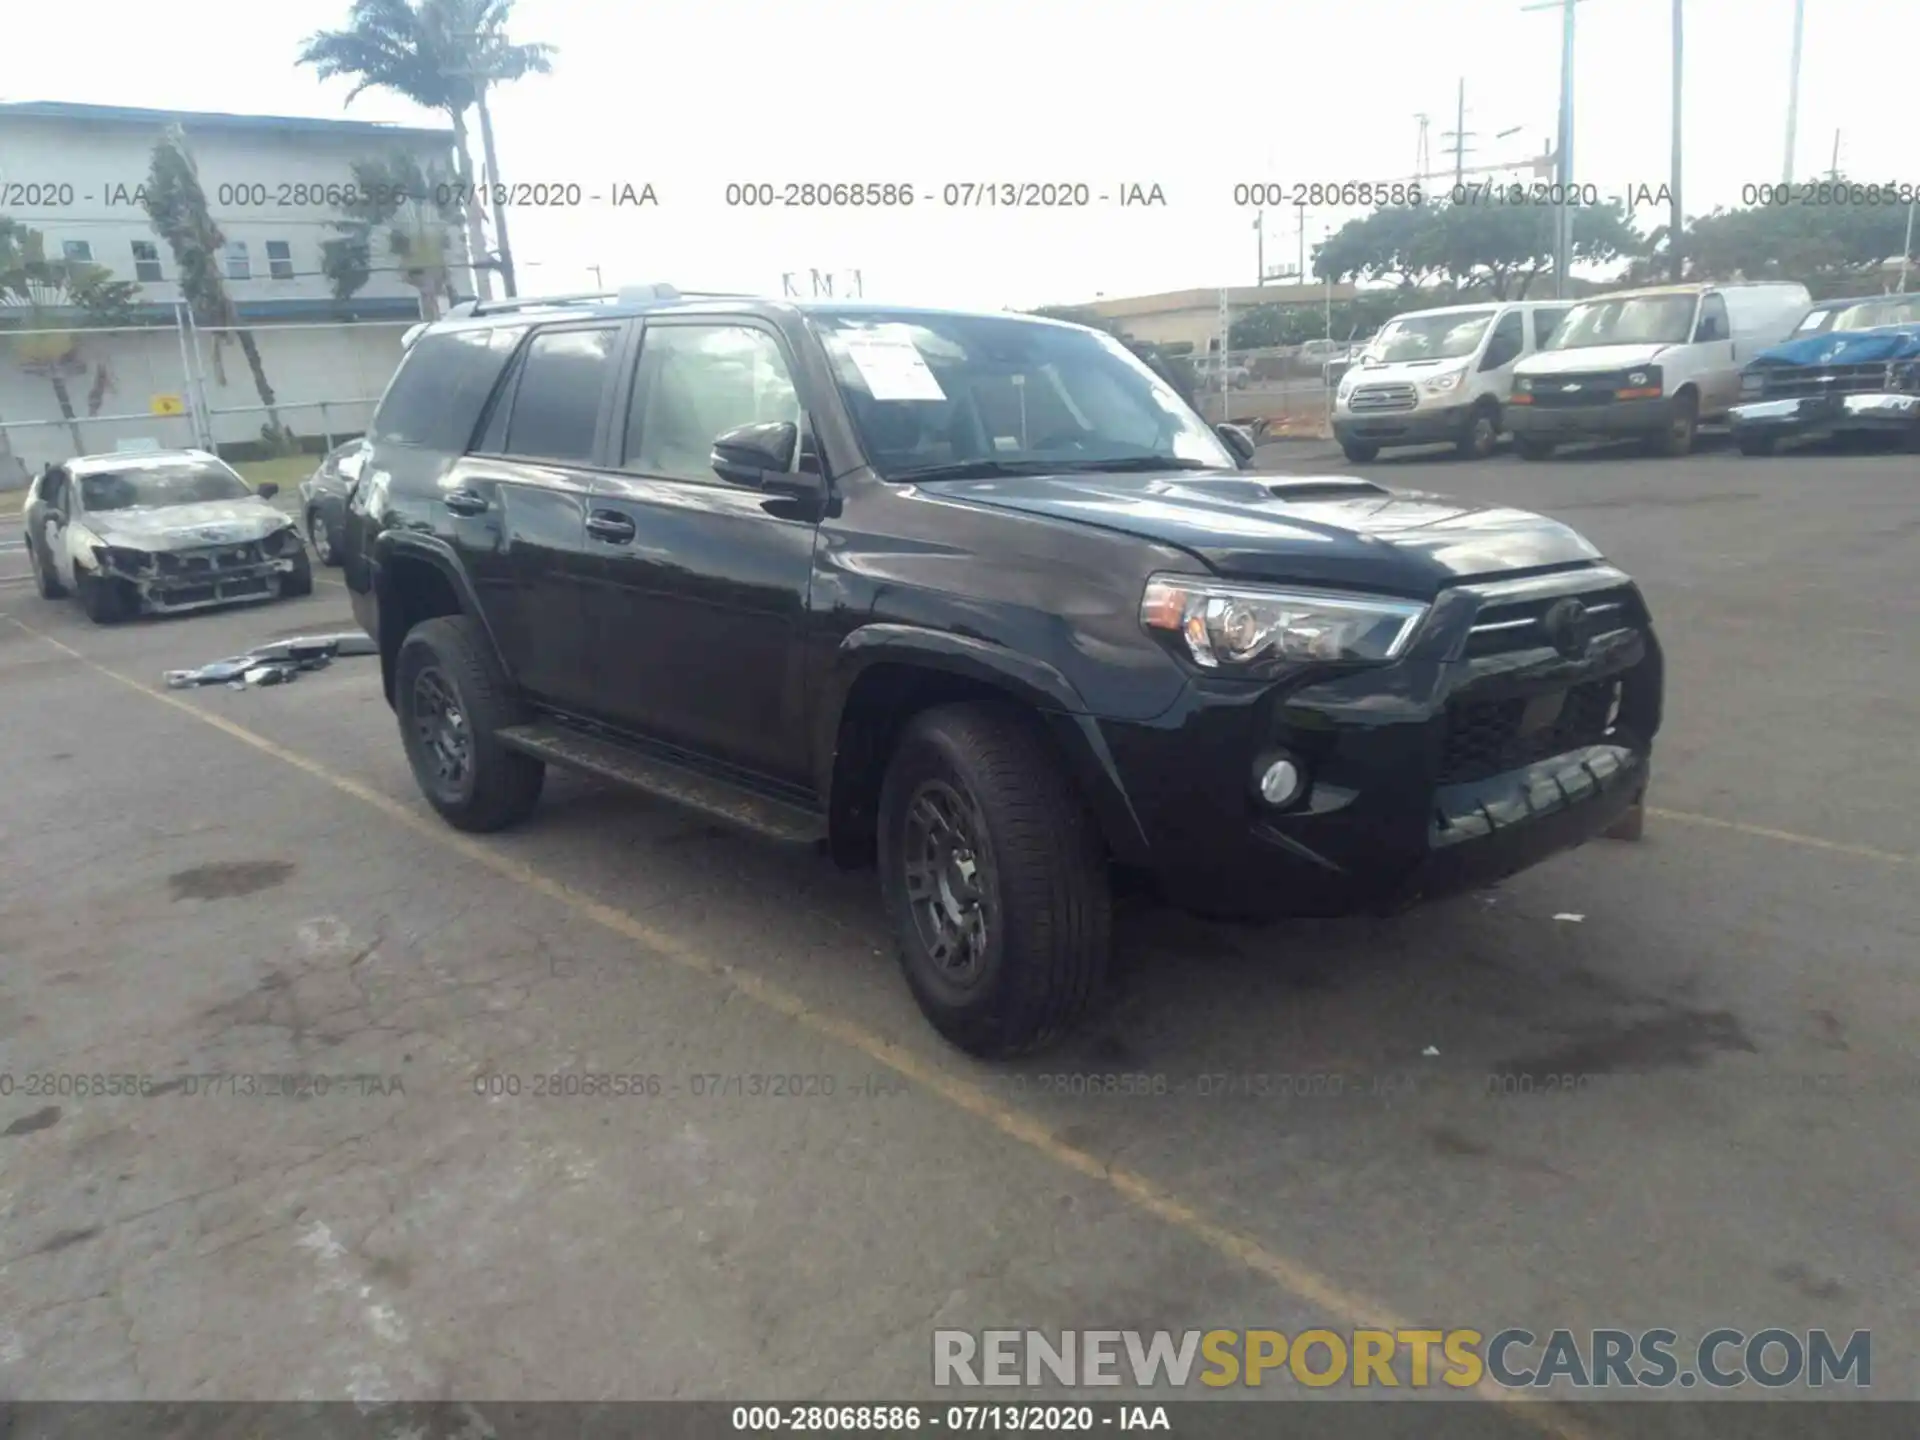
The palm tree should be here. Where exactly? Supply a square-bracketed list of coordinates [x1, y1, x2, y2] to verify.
[322, 151, 465, 318]
[0, 218, 140, 452]
[143, 128, 294, 451]
[298, 0, 556, 299]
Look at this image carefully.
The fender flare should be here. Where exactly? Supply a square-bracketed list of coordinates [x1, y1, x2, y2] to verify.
[822, 624, 1153, 865]
[370, 530, 514, 694]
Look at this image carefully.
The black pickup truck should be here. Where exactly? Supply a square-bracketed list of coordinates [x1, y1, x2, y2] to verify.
[340, 285, 1662, 1056]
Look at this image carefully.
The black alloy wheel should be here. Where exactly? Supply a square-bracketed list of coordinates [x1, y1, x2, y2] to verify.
[899, 778, 994, 987]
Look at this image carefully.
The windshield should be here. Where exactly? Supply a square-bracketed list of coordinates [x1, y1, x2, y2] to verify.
[1797, 296, 1920, 333]
[1545, 294, 1699, 350]
[1365, 310, 1498, 364]
[811, 311, 1236, 478]
[78, 459, 253, 513]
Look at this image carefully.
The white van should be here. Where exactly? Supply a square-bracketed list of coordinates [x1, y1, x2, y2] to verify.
[1331, 300, 1572, 462]
[1507, 281, 1811, 459]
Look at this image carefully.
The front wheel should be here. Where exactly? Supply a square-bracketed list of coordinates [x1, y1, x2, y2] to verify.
[1650, 393, 1698, 457]
[307, 508, 340, 566]
[33, 543, 67, 600]
[1339, 439, 1380, 463]
[1456, 404, 1500, 459]
[878, 703, 1112, 1058]
[282, 546, 314, 598]
[77, 571, 133, 624]
[1515, 436, 1557, 461]
[396, 615, 544, 832]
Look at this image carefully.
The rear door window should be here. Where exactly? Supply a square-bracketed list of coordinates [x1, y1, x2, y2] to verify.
[502, 326, 623, 463]
[1532, 308, 1569, 349]
[370, 325, 528, 452]
[1694, 295, 1729, 342]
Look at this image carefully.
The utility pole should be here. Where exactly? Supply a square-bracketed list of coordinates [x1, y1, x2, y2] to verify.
[1415, 114, 1432, 188]
[1254, 210, 1265, 286]
[1448, 79, 1472, 188]
[1670, 0, 1685, 281]
[1829, 130, 1842, 180]
[1296, 201, 1307, 284]
[1523, 0, 1586, 299]
[1782, 0, 1805, 183]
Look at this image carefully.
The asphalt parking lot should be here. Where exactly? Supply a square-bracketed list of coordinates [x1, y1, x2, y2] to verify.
[0, 439, 1914, 1430]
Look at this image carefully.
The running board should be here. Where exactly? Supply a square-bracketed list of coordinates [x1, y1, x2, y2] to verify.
[494, 721, 828, 846]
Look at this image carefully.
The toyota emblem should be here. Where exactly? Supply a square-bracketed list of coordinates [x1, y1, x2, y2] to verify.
[1541, 597, 1594, 658]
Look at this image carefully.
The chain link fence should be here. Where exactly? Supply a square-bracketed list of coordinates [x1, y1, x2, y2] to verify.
[0, 313, 408, 487]
[1193, 344, 1345, 435]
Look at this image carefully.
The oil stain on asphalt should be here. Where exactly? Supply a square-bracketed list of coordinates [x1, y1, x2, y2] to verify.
[167, 860, 296, 902]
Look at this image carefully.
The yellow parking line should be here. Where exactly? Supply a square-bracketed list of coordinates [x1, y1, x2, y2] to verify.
[9, 611, 1600, 1435]
[1648, 807, 1916, 868]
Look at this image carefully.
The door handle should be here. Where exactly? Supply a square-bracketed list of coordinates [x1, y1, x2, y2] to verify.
[586, 509, 637, 544]
[442, 487, 489, 516]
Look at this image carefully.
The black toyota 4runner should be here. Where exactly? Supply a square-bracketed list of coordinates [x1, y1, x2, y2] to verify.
[341, 285, 1662, 1057]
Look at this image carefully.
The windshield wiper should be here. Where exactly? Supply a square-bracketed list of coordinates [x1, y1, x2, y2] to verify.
[889, 456, 1216, 482]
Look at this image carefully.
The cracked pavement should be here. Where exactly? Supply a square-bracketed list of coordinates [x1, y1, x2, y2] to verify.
[0, 443, 1914, 1424]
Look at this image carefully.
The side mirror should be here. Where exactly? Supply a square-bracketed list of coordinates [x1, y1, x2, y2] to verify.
[256, 481, 280, 500]
[1215, 422, 1258, 468]
[712, 420, 818, 496]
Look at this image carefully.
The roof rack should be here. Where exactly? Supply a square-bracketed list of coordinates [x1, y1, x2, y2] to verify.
[433, 285, 767, 325]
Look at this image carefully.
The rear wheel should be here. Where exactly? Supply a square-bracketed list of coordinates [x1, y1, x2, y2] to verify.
[1515, 436, 1557, 461]
[1736, 433, 1778, 457]
[878, 702, 1111, 1058]
[396, 615, 544, 832]
[1339, 439, 1379, 463]
[77, 570, 133, 624]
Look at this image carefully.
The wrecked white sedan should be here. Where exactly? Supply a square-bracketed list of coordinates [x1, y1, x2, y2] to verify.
[22, 450, 312, 624]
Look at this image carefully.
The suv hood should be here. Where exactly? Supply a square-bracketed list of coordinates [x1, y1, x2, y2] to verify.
[1518, 343, 1671, 374]
[1750, 324, 1920, 368]
[927, 472, 1603, 593]
[87, 499, 292, 552]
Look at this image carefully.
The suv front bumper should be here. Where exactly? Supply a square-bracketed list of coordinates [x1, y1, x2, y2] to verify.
[1731, 392, 1920, 442]
[1508, 396, 1676, 440]
[1333, 403, 1476, 448]
[1089, 571, 1662, 918]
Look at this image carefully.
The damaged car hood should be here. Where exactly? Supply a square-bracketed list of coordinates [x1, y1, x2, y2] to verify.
[923, 472, 1603, 592]
[86, 500, 294, 551]
[1749, 323, 1920, 368]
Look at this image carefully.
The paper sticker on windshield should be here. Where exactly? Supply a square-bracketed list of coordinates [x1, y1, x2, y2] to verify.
[844, 334, 947, 401]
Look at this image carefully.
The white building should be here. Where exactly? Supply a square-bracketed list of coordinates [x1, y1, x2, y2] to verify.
[0, 100, 470, 478]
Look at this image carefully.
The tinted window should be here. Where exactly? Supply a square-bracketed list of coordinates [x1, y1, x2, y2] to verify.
[1484, 311, 1525, 364]
[370, 325, 528, 451]
[1533, 308, 1569, 347]
[504, 327, 620, 462]
[625, 325, 802, 480]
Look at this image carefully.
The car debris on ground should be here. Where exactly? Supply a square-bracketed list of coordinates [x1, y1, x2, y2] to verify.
[164, 632, 378, 690]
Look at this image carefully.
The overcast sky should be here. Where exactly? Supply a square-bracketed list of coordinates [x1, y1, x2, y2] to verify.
[6, 0, 1914, 310]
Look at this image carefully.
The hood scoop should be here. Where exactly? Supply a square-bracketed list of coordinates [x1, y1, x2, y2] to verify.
[1153, 476, 1390, 506]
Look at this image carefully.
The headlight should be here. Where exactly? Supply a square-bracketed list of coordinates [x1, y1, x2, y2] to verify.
[1739, 371, 1764, 394]
[1140, 575, 1429, 673]
[92, 544, 153, 573]
[261, 524, 297, 556]
[1516, 376, 1535, 392]
[1626, 371, 1650, 386]
[1421, 368, 1466, 394]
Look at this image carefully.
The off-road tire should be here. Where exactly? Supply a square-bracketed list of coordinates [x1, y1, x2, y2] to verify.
[282, 546, 314, 598]
[1515, 436, 1557, 461]
[77, 571, 132, 624]
[1340, 440, 1380, 464]
[878, 702, 1112, 1058]
[396, 614, 544, 833]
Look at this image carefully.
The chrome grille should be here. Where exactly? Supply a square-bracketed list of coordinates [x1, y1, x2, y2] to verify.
[1751, 362, 1901, 400]
[1348, 383, 1417, 413]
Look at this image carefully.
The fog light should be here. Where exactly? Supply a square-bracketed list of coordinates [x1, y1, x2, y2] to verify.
[1258, 757, 1303, 807]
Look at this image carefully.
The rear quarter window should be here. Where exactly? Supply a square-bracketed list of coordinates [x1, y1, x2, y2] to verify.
[369, 325, 529, 452]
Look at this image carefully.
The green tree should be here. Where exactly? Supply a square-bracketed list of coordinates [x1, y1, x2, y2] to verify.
[144, 128, 294, 452]
[299, 0, 556, 299]
[1030, 305, 1198, 407]
[0, 218, 141, 452]
[1628, 184, 1914, 289]
[322, 151, 465, 317]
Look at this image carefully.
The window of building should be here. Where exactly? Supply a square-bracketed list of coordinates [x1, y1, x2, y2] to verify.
[62, 240, 93, 264]
[130, 240, 163, 283]
[502, 327, 622, 462]
[225, 242, 251, 281]
[265, 240, 295, 281]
